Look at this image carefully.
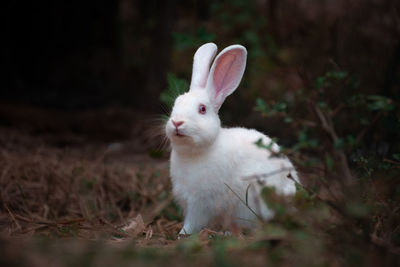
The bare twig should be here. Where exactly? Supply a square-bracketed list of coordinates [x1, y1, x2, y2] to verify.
[310, 101, 354, 185]
[286, 173, 345, 217]
[4, 203, 21, 230]
[14, 214, 57, 226]
[330, 104, 345, 118]
[242, 167, 295, 183]
[383, 159, 400, 165]
[371, 233, 400, 255]
[224, 183, 262, 221]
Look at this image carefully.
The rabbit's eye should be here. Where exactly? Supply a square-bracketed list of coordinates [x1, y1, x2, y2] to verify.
[199, 104, 207, 114]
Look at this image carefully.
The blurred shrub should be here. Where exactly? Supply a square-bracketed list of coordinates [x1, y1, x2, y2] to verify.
[252, 68, 400, 265]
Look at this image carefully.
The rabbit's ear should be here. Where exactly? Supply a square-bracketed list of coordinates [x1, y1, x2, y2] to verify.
[190, 43, 218, 90]
[206, 45, 247, 111]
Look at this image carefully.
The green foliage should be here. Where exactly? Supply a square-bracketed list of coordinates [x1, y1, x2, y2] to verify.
[325, 154, 334, 171]
[254, 137, 278, 151]
[366, 95, 395, 111]
[252, 68, 400, 264]
[293, 128, 319, 151]
[160, 73, 188, 108]
[314, 70, 348, 90]
[255, 98, 287, 117]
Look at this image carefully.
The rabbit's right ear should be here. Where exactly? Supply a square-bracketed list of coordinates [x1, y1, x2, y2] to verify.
[206, 45, 247, 112]
[190, 43, 218, 91]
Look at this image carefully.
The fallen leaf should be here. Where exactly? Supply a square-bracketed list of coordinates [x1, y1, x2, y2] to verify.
[122, 214, 145, 238]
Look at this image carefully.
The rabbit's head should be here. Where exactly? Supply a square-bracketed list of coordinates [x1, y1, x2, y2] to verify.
[166, 43, 247, 151]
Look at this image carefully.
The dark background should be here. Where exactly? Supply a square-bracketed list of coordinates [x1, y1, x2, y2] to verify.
[1, 0, 399, 141]
[1, 2, 400, 264]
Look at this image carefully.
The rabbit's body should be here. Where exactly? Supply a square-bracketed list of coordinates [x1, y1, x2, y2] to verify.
[166, 43, 299, 235]
[171, 127, 297, 234]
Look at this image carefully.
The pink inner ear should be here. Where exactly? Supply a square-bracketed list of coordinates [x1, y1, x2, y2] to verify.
[213, 50, 242, 98]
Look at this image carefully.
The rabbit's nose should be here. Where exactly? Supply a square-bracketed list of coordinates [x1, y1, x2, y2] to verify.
[172, 120, 184, 128]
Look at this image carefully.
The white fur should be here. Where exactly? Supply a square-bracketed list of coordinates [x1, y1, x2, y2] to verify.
[165, 43, 299, 235]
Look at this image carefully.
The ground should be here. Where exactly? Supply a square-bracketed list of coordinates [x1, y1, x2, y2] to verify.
[1, 106, 399, 267]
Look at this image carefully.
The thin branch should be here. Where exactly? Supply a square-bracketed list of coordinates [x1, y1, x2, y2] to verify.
[224, 183, 262, 221]
[310, 101, 354, 185]
[383, 159, 400, 165]
[4, 203, 21, 230]
[242, 167, 295, 183]
[286, 173, 346, 217]
[330, 104, 345, 118]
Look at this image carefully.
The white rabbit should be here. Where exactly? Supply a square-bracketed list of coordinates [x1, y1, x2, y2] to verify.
[165, 43, 299, 235]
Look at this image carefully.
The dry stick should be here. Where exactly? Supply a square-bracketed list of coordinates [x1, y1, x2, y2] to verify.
[4, 203, 21, 230]
[15, 213, 85, 228]
[330, 104, 345, 118]
[99, 218, 128, 237]
[371, 232, 400, 255]
[14, 214, 57, 226]
[298, 69, 353, 185]
[298, 69, 399, 253]
[242, 167, 295, 183]
[224, 183, 262, 221]
[383, 159, 400, 165]
[286, 173, 345, 217]
[310, 101, 354, 186]
[109, 190, 125, 224]
[19, 225, 48, 234]
[57, 218, 86, 225]
[156, 219, 164, 233]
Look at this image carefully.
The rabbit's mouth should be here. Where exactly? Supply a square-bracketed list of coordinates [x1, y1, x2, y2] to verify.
[175, 131, 186, 137]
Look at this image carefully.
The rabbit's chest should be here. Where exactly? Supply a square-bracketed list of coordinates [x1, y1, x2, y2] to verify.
[171, 157, 228, 188]
[170, 153, 239, 202]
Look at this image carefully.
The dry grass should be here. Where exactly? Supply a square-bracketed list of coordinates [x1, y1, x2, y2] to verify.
[0, 125, 270, 267]
[0, 106, 399, 267]
[0, 123, 182, 239]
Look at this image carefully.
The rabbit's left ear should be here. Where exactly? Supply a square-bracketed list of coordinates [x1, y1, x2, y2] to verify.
[190, 43, 218, 91]
[206, 45, 247, 111]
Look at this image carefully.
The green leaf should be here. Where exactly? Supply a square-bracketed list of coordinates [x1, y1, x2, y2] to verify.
[245, 184, 251, 206]
[254, 138, 278, 151]
[346, 135, 357, 147]
[367, 95, 395, 111]
[255, 98, 270, 115]
[317, 101, 327, 108]
[284, 117, 293, 123]
[334, 138, 345, 149]
[160, 73, 188, 108]
[325, 155, 334, 171]
[326, 70, 348, 80]
[314, 77, 326, 90]
[273, 102, 287, 112]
